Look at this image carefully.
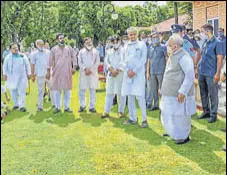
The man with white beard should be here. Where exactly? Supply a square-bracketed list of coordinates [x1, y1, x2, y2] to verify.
[161, 34, 196, 144]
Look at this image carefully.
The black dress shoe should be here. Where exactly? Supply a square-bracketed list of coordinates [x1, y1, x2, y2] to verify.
[146, 105, 152, 109]
[89, 108, 96, 113]
[53, 108, 61, 114]
[20, 108, 27, 112]
[198, 113, 210, 119]
[101, 113, 109, 119]
[149, 107, 159, 111]
[222, 146, 226, 152]
[221, 128, 226, 132]
[208, 116, 217, 123]
[78, 107, 86, 113]
[64, 108, 73, 113]
[13, 106, 19, 110]
[163, 133, 169, 137]
[176, 137, 190, 144]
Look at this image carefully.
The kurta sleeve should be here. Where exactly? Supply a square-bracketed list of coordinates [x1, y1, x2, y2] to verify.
[104, 51, 111, 70]
[3, 56, 9, 76]
[132, 42, 147, 74]
[24, 55, 31, 75]
[48, 47, 55, 69]
[121, 46, 129, 72]
[70, 46, 77, 67]
[178, 55, 195, 96]
[93, 50, 100, 70]
[78, 50, 86, 71]
[30, 52, 36, 65]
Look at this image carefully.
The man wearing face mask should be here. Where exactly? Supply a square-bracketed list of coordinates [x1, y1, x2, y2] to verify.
[193, 29, 204, 49]
[196, 24, 223, 123]
[140, 32, 148, 46]
[217, 28, 226, 58]
[121, 27, 148, 128]
[170, 24, 196, 62]
[31, 39, 53, 111]
[78, 37, 100, 113]
[147, 32, 167, 111]
[46, 33, 77, 114]
[161, 34, 196, 144]
[3, 43, 31, 112]
[101, 35, 126, 118]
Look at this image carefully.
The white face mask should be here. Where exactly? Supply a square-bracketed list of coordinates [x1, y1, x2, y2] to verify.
[114, 43, 120, 49]
[86, 45, 93, 50]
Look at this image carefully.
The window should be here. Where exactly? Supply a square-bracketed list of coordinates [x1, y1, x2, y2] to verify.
[207, 18, 219, 37]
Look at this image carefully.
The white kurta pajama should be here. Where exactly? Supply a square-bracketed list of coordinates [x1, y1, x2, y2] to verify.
[104, 48, 126, 114]
[31, 49, 51, 109]
[161, 51, 196, 140]
[78, 48, 100, 109]
[121, 40, 147, 122]
[3, 53, 31, 108]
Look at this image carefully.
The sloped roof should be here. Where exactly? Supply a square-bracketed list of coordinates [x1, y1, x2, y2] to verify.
[151, 14, 189, 32]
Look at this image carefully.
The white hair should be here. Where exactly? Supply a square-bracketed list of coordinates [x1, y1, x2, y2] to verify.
[168, 34, 183, 47]
[35, 39, 44, 47]
[127, 27, 138, 34]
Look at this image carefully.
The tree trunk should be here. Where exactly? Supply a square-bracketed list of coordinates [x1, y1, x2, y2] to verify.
[174, 2, 178, 24]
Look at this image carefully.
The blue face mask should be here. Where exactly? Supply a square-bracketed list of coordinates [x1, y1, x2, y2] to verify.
[218, 32, 224, 37]
[153, 38, 160, 44]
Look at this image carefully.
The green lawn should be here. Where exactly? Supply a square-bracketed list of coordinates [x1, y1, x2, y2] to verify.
[1, 72, 226, 175]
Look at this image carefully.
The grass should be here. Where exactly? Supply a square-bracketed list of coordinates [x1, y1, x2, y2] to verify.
[1, 71, 226, 175]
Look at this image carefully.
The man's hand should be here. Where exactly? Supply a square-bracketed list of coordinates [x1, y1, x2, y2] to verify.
[3, 75, 7, 81]
[194, 67, 198, 79]
[72, 68, 76, 75]
[213, 73, 220, 84]
[178, 93, 185, 103]
[31, 75, 36, 83]
[85, 68, 92, 76]
[128, 70, 136, 78]
[146, 73, 150, 80]
[112, 70, 118, 77]
[6, 96, 10, 102]
[221, 74, 226, 83]
[27, 75, 31, 80]
[46, 72, 50, 80]
[108, 66, 114, 72]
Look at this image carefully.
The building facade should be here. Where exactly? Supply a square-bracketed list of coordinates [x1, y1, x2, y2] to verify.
[193, 1, 226, 35]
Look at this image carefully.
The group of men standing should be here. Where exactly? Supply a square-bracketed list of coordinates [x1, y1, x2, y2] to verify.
[2, 23, 226, 145]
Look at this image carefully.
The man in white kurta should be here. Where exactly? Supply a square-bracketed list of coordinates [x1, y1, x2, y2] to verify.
[161, 34, 196, 144]
[31, 39, 53, 111]
[78, 37, 100, 113]
[3, 43, 31, 112]
[101, 36, 126, 118]
[121, 27, 148, 128]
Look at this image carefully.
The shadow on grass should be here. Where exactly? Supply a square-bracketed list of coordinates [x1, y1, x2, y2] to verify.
[192, 113, 226, 131]
[80, 112, 107, 127]
[29, 109, 80, 127]
[166, 126, 226, 174]
[3, 110, 29, 123]
[109, 116, 226, 174]
[96, 89, 106, 93]
[108, 117, 164, 146]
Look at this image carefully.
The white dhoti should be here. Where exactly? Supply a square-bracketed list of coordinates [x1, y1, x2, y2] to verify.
[160, 96, 196, 140]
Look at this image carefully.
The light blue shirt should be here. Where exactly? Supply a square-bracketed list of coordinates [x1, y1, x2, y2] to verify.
[31, 49, 50, 77]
